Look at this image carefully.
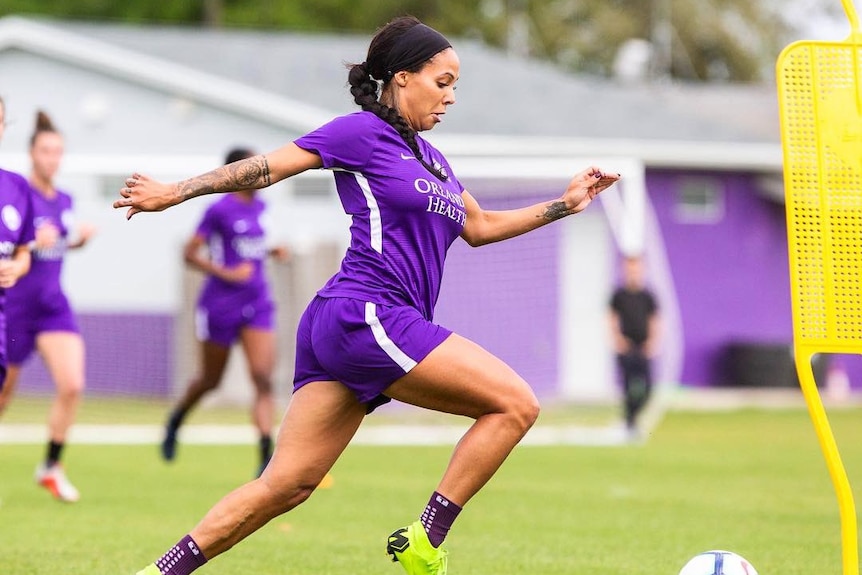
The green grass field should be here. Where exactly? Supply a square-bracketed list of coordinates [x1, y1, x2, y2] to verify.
[2, 407, 861, 574]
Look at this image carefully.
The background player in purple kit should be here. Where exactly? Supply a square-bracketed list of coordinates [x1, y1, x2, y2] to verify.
[0, 96, 36, 389]
[118, 16, 620, 575]
[0, 110, 96, 503]
[162, 147, 290, 478]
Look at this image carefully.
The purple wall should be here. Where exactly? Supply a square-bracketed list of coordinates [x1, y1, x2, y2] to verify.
[14, 312, 172, 397]
[647, 170, 794, 386]
[434, 181, 563, 398]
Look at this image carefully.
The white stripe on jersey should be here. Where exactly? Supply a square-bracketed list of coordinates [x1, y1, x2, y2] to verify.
[353, 173, 383, 254]
[364, 302, 417, 373]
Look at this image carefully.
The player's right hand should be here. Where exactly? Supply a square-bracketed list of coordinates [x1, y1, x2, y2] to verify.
[114, 173, 180, 219]
[221, 261, 255, 284]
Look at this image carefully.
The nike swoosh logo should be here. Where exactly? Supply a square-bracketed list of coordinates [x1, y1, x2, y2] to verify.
[400, 153, 416, 160]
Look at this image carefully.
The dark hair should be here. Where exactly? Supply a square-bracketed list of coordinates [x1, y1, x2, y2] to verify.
[348, 16, 449, 181]
[30, 109, 59, 147]
[225, 147, 255, 165]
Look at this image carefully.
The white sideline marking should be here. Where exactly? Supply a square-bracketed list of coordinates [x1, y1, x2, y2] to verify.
[0, 423, 633, 446]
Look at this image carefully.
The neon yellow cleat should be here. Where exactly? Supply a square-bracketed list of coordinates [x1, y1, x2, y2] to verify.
[386, 520, 448, 575]
[135, 563, 160, 575]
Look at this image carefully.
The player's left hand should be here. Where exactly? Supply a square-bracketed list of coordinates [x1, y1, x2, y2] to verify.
[270, 245, 291, 263]
[563, 167, 620, 214]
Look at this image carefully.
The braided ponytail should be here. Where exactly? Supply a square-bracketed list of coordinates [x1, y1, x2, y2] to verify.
[347, 17, 449, 181]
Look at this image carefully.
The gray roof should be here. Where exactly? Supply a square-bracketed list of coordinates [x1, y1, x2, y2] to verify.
[52, 18, 779, 143]
[0, 16, 782, 169]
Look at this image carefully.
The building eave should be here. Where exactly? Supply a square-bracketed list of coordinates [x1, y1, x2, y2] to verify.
[427, 133, 783, 172]
[0, 16, 334, 132]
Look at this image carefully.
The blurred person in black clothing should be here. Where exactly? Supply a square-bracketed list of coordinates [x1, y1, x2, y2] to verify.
[609, 255, 660, 437]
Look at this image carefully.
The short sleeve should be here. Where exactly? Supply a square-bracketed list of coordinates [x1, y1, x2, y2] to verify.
[294, 112, 380, 172]
[17, 187, 35, 247]
[195, 202, 219, 240]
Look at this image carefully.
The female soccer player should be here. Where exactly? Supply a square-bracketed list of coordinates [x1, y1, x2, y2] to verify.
[162, 147, 289, 478]
[0, 110, 95, 503]
[118, 16, 620, 575]
[0, 96, 35, 389]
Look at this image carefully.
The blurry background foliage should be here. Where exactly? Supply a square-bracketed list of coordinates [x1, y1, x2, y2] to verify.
[0, 0, 849, 81]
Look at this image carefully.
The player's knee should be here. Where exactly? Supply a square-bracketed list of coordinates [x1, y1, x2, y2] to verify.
[196, 377, 221, 393]
[260, 475, 316, 513]
[58, 378, 85, 400]
[516, 394, 541, 432]
[250, 373, 273, 395]
[503, 387, 540, 434]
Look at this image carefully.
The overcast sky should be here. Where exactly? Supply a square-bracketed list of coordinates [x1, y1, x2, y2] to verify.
[786, 0, 855, 40]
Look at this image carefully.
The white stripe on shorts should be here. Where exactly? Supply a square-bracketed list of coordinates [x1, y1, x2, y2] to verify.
[194, 307, 209, 341]
[364, 302, 417, 372]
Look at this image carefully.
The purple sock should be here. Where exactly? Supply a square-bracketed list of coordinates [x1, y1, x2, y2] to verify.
[154, 534, 207, 575]
[420, 491, 462, 548]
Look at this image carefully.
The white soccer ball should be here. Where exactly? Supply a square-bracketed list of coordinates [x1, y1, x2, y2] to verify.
[678, 550, 759, 575]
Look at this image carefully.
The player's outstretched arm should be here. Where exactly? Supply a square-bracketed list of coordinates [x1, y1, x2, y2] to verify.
[460, 166, 620, 247]
[114, 143, 322, 220]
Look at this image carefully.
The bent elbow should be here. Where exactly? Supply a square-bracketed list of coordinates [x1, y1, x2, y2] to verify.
[461, 231, 489, 248]
[463, 236, 482, 248]
[460, 222, 492, 247]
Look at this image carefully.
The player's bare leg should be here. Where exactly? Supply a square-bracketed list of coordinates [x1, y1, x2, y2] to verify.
[162, 341, 230, 461]
[383, 333, 540, 575]
[35, 331, 85, 502]
[0, 365, 22, 416]
[240, 327, 276, 476]
[136, 380, 365, 575]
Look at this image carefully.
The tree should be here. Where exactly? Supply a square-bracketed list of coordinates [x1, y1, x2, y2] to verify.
[0, 0, 846, 82]
[484, 0, 792, 82]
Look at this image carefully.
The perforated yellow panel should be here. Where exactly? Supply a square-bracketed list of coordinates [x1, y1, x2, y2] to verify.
[778, 25, 861, 575]
[779, 40, 862, 349]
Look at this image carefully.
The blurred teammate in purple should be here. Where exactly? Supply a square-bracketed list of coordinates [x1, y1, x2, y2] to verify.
[162, 147, 290, 478]
[0, 96, 35, 388]
[0, 110, 95, 503]
[118, 16, 620, 575]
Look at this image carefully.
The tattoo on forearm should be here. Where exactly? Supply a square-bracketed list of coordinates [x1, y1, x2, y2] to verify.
[233, 156, 270, 187]
[541, 201, 573, 222]
[177, 156, 272, 202]
[262, 156, 272, 186]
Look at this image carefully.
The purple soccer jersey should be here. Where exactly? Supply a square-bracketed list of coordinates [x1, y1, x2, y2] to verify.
[194, 194, 274, 343]
[0, 169, 36, 261]
[292, 112, 465, 408]
[294, 111, 466, 321]
[7, 186, 80, 364]
[9, 187, 73, 299]
[0, 169, 37, 378]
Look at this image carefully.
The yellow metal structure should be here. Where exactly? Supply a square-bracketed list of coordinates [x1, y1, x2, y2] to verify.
[777, 1, 861, 573]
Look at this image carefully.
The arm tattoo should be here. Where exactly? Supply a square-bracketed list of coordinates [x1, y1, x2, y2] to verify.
[541, 201, 573, 222]
[262, 156, 272, 186]
[177, 155, 272, 202]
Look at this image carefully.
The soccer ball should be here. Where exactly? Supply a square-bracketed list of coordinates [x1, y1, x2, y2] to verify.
[678, 550, 758, 575]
